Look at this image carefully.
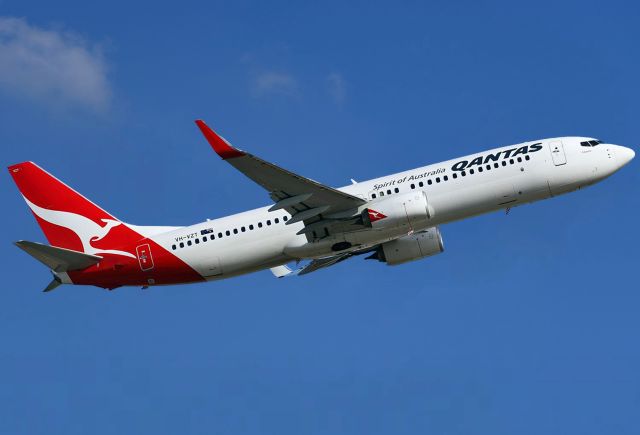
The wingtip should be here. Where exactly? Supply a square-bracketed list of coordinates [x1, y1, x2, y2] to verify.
[194, 119, 245, 159]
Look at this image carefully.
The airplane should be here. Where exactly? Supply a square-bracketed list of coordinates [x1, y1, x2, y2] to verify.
[7, 120, 635, 291]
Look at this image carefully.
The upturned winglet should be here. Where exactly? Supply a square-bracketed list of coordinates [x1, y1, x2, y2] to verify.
[195, 120, 246, 159]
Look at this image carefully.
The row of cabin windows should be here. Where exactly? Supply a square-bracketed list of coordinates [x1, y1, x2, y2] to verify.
[370, 154, 531, 199]
[171, 215, 289, 250]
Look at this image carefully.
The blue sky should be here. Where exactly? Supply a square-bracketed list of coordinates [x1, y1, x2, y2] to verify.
[1, 1, 639, 434]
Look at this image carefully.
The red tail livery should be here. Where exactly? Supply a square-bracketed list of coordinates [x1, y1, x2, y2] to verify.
[9, 162, 202, 290]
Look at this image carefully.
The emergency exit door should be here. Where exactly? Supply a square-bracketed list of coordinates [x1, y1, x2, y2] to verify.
[549, 140, 567, 166]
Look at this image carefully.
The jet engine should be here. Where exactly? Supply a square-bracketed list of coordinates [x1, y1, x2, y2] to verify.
[361, 191, 433, 232]
[367, 227, 444, 266]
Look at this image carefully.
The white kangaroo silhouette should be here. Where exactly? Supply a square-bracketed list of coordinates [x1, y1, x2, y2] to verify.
[23, 196, 136, 259]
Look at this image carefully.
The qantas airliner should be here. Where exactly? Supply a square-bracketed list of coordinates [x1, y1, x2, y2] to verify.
[8, 121, 635, 291]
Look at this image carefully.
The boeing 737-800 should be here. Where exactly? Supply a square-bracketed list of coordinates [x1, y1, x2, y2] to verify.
[8, 121, 635, 291]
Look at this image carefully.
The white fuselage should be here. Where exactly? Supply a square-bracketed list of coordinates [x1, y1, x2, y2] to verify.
[152, 137, 632, 280]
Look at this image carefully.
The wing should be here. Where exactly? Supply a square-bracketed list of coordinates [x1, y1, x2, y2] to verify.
[267, 256, 348, 278]
[297, 254, 352, 276]
[195, 120, 366, 225]
[269, 246, 378, 277]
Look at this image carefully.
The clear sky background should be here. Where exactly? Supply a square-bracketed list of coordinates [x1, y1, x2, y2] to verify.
[0, 1, 638, 434]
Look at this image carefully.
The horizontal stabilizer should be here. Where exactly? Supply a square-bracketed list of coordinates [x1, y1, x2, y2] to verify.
[44, 273, 62, 292]
[15, 240, 102, 272]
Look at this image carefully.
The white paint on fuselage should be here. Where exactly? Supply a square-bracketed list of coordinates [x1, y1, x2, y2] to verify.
[150, 137, 632, 280]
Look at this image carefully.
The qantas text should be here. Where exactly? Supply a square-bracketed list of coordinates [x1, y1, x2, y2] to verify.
[450, 143, 543, 171]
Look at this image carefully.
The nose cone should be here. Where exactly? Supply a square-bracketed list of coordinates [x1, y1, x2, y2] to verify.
[616, 146, 635, 167]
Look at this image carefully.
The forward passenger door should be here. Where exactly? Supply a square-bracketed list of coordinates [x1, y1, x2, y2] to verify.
[549, 140, 567, 166]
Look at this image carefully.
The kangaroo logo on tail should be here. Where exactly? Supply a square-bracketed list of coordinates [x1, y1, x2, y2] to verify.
[23, 196, 136, 258]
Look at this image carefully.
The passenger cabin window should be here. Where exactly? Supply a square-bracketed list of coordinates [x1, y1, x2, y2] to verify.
[394, 187, 399, 193]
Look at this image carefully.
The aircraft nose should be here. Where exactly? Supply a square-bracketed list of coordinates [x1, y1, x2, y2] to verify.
[616, 146, 635, 167]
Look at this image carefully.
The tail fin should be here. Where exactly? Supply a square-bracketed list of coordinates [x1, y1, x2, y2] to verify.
[8, 162, 136, 258]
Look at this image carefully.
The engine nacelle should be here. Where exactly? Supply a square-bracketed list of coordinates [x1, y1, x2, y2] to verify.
[362, 191, 433, 232]
[367, 227, 444, 266]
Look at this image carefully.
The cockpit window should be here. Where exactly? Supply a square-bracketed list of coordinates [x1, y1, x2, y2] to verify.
[581, 140, 602, 147]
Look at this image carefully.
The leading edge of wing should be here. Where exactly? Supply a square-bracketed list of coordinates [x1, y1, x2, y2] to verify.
[195, 120, 246, 160]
